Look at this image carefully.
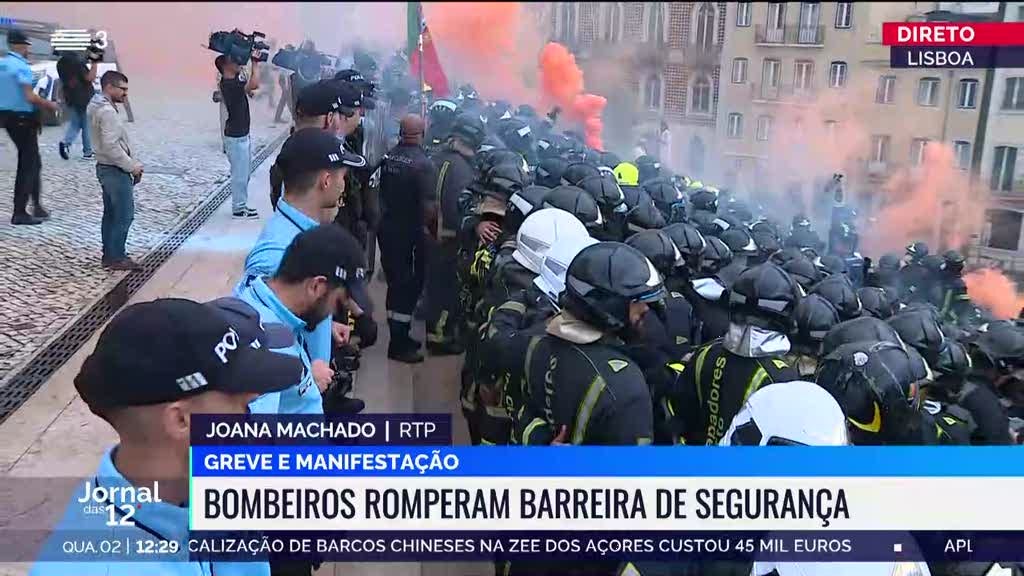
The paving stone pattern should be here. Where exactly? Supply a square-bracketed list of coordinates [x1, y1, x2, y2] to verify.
[0, 96, 286, 382]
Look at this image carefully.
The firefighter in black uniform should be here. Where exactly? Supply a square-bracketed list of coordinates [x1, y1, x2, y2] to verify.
[934, 250, 971, 323]
[425, 113, 486, 355]
[664, 263, 801, 445]
[678, 236, 733, 343]
[378, 114, 435, 363]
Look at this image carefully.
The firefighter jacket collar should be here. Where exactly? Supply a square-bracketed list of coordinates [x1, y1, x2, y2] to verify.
[546, 310, 605, 345]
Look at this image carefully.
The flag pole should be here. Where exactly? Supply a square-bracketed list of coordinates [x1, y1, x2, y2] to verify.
[418, 3, 426, 119]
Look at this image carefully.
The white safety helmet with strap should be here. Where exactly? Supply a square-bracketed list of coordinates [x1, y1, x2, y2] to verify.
[533, 235, 599, 306]
[720, 380, 848, 447]
[512, 208, 589, 274]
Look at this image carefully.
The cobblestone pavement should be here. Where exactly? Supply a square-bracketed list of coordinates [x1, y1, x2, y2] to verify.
[0, 94, 288, 382]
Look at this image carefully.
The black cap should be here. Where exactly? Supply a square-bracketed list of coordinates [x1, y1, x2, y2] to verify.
[333, 80, 366, 112]
[333, 70, 377, 110]
[296, 81, 347, 117]
[75, 298, 302, 413]
[277, 128, 366, 178]
[7, 30, 30, 46]
[278, 224, 368, 288]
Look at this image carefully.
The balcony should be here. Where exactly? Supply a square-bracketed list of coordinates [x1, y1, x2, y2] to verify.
[867, 161, 888, 176]
[749, 83, 815, 104]
[754, 25, 826, 47]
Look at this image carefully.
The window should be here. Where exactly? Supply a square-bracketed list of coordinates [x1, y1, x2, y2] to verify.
[728, 113, 743, 138]
[692, 76, 712, 113]
[696, 3, 716, 52]
[824, 120, 838, 141]
[953, 78, 978, 109]
[987, 210, 1022, 250]
[910, 138, 930, 166]
[1003, 77, 1024, 110]
[756, 115, 773, 141]
[559, 3, 577, 42]
[876, 75, 896, 104]
[835, 2, 853, 28]
[647, 2, 665, 44]
[871, 135, 890, 163]
[798, 3, 821, 44]
[644, 74, 663, 111]
[918, 77, 940, 107]
[794, 61, 814, 93]
[736, 2, 752, 27]
[763, 58, 781, 88]
[829, 61, 847, 88]
[603, 3, 622, 43]
[767, 3, 786, 30]
[1018, 5, 1024, 22]
[992, 146, 1018, 191]
[732, 58, 748, 83]
[954, 141, 971, 170]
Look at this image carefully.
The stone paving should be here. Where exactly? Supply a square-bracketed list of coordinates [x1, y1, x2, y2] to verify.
[0, 94, 288, 383]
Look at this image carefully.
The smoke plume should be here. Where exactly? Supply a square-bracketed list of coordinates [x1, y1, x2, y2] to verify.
[537, 42, 607, 150]
[964, 268, 1024, 320]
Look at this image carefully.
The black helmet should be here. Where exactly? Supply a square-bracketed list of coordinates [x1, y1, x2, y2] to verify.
[821, 316, 903, 358]
[486, 100, 514, 125]
[662, 223, 707, 269]
[599, 151, 622, 170]
[689, 188, 718, 213]
[535, 157, 569, 188]
[626, 230, 683, 275]
[536, 137, 559, 159]
[782, 257, 821, 292]
[643, 178, 687, 223]
[635, 155, 661, 183]
[923, 254, 945, 274]
[857, 287, 899, 320]
[719, 228, 758, 256]
[879, 253, 902, 271]
[497, 117, 536, 162]
[506, 185, 552, 232]
[482, 162, 527, 201]
[427, 99, 459, 141]
[810, 275, 862, 320]
[517, 104, 537, 118]
[477, 149, 529, 181]
[543, 185, 604, 230]
[563, 242, 666, 332]
[970, 322, 1024, 373]
[725, 199, 754, 224]
[578, 174, 626, 214]
[817, 340, 927, 445]
[816, 254, 848, 277]
[791, 293, 841, 355]
[792, 214, 812, 229]
[562, 162, 602, 186]
[770, 247, 808, 267]
[888, 309, 947, 367]
[751, 218, 782, 239]
[449, 113, 486, 149]
[626, 198, 667, 234]
[751, 229, 781, 262]
[906, 241, 929, 262]
[728, 263, 803, 332]
[935, 340, 972, 378]
[943, 250, 965, 275]
[700, 236, 733, 276]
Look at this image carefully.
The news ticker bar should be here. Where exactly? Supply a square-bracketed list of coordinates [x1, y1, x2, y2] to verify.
[190, 414, 452, 445]
[26, 530, 1024, 563]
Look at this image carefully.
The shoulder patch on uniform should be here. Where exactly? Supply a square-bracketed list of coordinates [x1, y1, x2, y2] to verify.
[771, 359, 789, 370]
[675, 336, 689, 345]
[608, 359, 630, 373]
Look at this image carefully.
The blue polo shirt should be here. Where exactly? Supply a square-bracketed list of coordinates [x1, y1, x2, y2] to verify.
[29, 447, 269, 576]
[235, 199, 333, 366]
[0, 51, 34, 113]
[238, 277, 322, 414]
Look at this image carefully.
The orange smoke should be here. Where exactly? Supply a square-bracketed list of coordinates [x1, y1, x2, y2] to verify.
[538, 43, 607, 150]
[424, 2, 534, 102]
[964, 268, 1024, 320]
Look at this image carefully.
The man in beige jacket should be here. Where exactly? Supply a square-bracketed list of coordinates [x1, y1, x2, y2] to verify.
[88, 70, 143, 271]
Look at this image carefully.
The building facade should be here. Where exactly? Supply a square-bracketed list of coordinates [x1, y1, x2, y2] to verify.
[715, 2, 987, 231]
[546, 2, 727, 177]
[975, 2, 1024, 274]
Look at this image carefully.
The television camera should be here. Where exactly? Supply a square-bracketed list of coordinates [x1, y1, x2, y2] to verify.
[208, 29, 269, 66]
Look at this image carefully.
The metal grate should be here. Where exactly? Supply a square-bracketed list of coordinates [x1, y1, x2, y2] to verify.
[0, 131, 288, 425]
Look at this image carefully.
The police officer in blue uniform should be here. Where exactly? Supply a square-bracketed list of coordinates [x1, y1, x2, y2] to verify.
[0, 30, 59, 225]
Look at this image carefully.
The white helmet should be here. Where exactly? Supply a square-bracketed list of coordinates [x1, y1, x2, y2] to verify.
[512, 208, 589, 274]
[720, 381, 849, 447]
[533, 235, 599, 305]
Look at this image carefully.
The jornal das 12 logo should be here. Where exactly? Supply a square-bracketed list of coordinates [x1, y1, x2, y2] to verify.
[50, 29, 107, 52]
[77, 478, 163, 527]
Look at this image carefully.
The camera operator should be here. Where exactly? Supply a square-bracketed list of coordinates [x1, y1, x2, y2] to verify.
[0, 30, 60, 225]
[56, 50, 98, 160]
[215, 51, 260, 220]
[284, 40, 320, 119]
